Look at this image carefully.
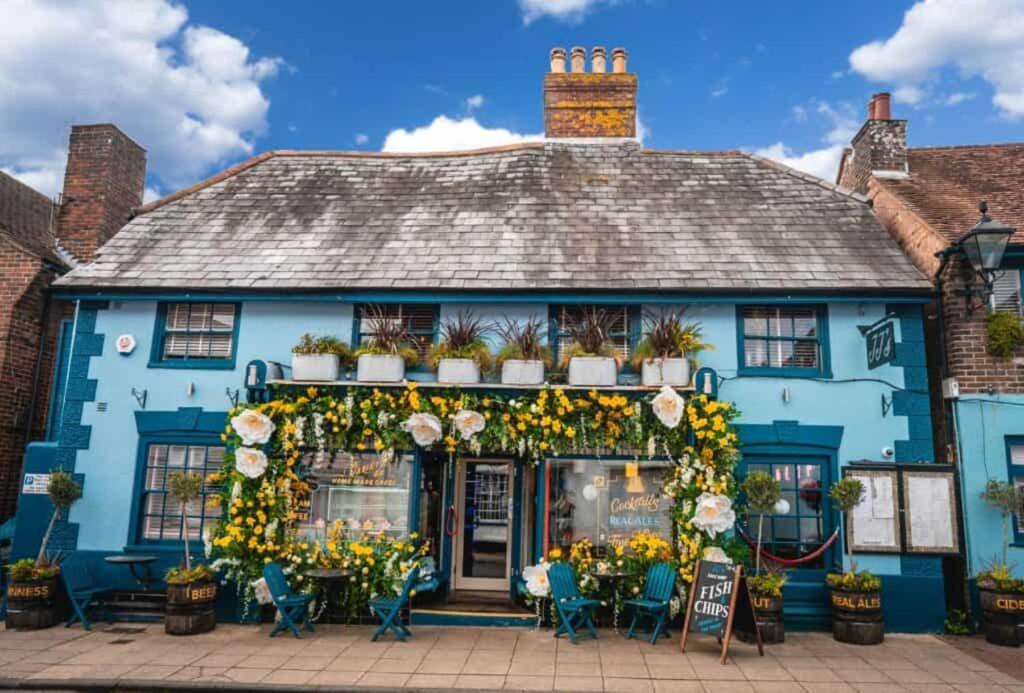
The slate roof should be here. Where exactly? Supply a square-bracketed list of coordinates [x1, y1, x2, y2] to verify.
[876, 144, 1024, 243]
[56, 140, 931, 292]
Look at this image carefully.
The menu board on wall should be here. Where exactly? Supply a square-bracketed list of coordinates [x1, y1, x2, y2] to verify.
[846, 469, 900, 553]
[902, 471, 959, 554]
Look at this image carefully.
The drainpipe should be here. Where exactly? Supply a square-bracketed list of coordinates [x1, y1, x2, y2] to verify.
[22, 287, 55, 449]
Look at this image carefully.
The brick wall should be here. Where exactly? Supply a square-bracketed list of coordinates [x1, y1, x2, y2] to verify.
[57, 124, 145, 262]
[544, 72, 637, 138]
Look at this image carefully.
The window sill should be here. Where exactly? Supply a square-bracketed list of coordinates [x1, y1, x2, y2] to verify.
[148, 360, 237, 371]
[737, 368, 832, 380]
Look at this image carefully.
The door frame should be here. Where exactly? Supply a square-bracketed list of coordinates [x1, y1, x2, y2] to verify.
[452, 458, 514, 592]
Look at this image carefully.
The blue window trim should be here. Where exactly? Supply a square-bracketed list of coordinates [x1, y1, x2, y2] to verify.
[148, 301, 241, 370]
[735, 304, 832, 379]
[1004, 436, 1024, 546]
[45, 319, 73, 441]
[351, 303, 440, 374]
[548, 304, 641, 373]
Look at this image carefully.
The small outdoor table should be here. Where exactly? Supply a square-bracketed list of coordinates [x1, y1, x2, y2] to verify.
[305, 568, 355, 624]
[589, 568, 640, 632]
[104, 554, 160, 590]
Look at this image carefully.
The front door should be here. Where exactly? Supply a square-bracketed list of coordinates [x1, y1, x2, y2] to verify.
[453, 460, 512, 591]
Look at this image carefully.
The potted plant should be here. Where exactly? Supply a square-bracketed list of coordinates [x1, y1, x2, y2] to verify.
[741, 470, 787, 643]
[354, 304, 420, 382]
[5, 469, 80, 630]
[559, 307, 622, 387]
[291, 333, 352, 381]
[428, 311, 493, 384]
[495, 316, 552, 385]
[826, 477, 883, 645]
[164, 471, 217, 635]
[631, 310, 712, 386]
[976, 479, 1024, 646]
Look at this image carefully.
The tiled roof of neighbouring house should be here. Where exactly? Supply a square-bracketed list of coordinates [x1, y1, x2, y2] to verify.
[0, 169, 60, 264]
[56, 140, 931, 292]
[877, 143, 1024, 244]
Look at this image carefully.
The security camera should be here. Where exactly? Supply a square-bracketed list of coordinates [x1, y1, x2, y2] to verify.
[881, 446, 894, 459]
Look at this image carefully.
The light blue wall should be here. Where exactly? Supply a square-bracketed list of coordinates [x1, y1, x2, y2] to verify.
[954, 396, 1024, 576]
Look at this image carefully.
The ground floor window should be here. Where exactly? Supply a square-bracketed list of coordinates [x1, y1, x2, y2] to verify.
[140, 442, 223, 542]
[1006, 441, 1024, 542]
[302, 452, 413, 538]
[546, 458, 672, 554]
[743, 457, 829, 568]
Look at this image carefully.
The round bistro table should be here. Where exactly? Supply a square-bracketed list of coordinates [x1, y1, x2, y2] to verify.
[305, 568, 355, 624]
[589, 568, 640, 632]
[104, 554, 160, 590]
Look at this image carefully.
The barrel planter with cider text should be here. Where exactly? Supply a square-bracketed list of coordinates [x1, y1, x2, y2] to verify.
[829, 588, 883, 645]
[5, 576, 59, 630]
[165, 580, 217, 635]
[979, 588, 1024, 647]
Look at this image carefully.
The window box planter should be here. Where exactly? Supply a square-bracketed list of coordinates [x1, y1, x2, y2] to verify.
[979, 587, 1024, 647]
[291, 354, 340, 382]
[437, 358, 481, 384]
[737, 592, 784, 644]
[4, 576, 59, 630]
[501, 360, 545, 386]
[640, 357, 690, 387]
[165, 579, 217, 635]
[568, 357, 617, 387]
[829, 588, 883, 645]
[357, 354, 405, 382]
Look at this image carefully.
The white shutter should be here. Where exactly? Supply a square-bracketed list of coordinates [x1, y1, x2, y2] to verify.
[990, 270, 1021, 315]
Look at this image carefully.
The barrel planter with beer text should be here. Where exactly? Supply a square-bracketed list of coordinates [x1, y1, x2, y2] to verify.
[738, 592, 784, 644]
[5, 576, 59, 630]
[829, 588, 883, 645]
[979, 588, 1024, 647]
[165, 580, 217, 635]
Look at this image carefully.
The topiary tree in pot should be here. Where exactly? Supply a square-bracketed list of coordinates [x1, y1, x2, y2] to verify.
[163, 471, 217, 635]
[826, 477, 883, 645]
[976, 479, 1024, 646]
[740, 470, 787, 643]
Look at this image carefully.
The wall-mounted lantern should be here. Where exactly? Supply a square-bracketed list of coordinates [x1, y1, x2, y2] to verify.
[939, 201, 1015, 313]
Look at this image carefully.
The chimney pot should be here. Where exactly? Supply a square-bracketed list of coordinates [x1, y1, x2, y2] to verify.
[873, 92, 892, 120]
[549, 47, 566, 73]
[867, 95, 877, 120]
[612, 47, 627, 73]
[591, 46, 607, 73]
[570, 46, 586, 73]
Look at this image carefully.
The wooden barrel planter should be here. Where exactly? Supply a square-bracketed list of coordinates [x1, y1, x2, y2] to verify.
[829, 589, 883, 645]
[744, 593, 785, 644]
[5, 576, 59, 630]
[165, 580, 217, 635]
[979, 588, 1024, 647]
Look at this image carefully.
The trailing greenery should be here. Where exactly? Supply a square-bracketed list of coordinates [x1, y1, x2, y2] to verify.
[630, 310, 713, 371]
[166, 564, 216, 585]
[427, 310, 493, 371]
[494, 316, 553, 368]
[741, 470, 783, 576]
[292, 333, 353, 366]
[976, 563, 1024, 594]
[558, 306, 622, 369]
[747, 570, 787, 598]
[981, 478, 1021, 566]
[35, 468, 81, 568]
[353, 304, 420, 367]
[7, 557, 59, 582]
[826, 570, 881, 592]
[986, 311, 1024, 359]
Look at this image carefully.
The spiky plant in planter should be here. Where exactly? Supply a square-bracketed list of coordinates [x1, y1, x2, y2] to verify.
[559, 307, 622, 386]
[495, 316, 552, 384]
[354, 305, 420, 381]
[740, 470, 787, 643]
[976, 479, 1024, 646]
[826, 477, 883, 644]
[631, 310, 713, 385]
[428, 310, 493, 372]
[164, 471, 216, 635]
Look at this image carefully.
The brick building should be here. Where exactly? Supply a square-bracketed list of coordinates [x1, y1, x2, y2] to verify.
[0, 124, 145, 520]
[838, 93, 1024, 597]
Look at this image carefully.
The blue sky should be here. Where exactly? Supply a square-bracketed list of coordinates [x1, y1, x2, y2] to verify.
[2, 0, 1023, 199]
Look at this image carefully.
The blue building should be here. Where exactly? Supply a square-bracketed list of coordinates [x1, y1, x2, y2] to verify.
[13, 50, 946, 631]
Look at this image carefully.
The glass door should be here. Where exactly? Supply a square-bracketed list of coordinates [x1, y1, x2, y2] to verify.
[454, 460, 512, 591]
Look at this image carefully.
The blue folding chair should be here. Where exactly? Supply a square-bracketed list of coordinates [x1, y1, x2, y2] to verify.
[548, 563, 600, 644]
[61, 557, 115, 630]
[263, 562, 315, 638]
[369, 566, 419, 642]
[624, 562, 676, 644]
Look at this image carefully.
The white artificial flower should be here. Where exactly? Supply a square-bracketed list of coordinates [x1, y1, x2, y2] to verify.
[251, 577, 272, 604]
[702, 546, 733, 564]
[230, 409, 276, 446]
[454, 409, 486, 441]
[691, 492, 736, 538]
[235, 447, 269, 479]
[651, 385, 685, 429]
[523, 563, 551, 597]
[401, 412, 443, 447]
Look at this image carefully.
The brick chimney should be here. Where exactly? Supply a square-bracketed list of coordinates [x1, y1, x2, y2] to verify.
[837, 92, 907, 194]
[544, 46, 637, 138]
[57, 124, 146, 262]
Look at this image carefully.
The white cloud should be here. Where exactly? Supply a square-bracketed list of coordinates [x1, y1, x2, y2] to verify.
[945, 91, 976, 106]
[382, 116, 543, 153]
[143, 186, 163, 204]
[751, 102, 858, 182]
[0, 0, 283, 196]
[711, 85, 728, 98]
[466, 94, 485, 111]
[354, 133, 370, 146]
[519, 0, 608, 24]
[849, 0, 1024, 118]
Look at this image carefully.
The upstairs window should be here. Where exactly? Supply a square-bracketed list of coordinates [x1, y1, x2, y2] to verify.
[152, 302, 239, 368]
[355, 304, 438, 366]
[552, 305, 637, 366]
[991, 270, 1022, 315]
[738, 305, 830, 377]
[138, 442, 223, 543]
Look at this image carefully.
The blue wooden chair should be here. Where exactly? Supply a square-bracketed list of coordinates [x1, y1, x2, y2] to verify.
[369, 565, 419, 642]
[623, 562, 676, 644]
[548, 563, 600, 644]
[61, 557, 115, 630]
[263, 562, 315, 638]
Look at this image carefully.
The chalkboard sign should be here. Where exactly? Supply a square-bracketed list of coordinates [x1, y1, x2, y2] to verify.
[680, 560, 763, 663]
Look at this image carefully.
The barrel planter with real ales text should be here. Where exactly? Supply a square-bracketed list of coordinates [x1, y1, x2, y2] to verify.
[829, 588, 883, 645]
[165, 580, 217, 635]
[5, 576, 59, 630]
[979, 588, 1024, 647]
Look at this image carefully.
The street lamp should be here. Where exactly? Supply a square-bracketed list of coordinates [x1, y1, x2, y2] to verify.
[937, 201, 1015, 314]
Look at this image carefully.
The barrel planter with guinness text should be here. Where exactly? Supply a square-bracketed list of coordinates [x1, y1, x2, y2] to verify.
[5, 576, 59, 630]
[979, 588, 1024, 647]
[165, 579, 217, 635]
[829, 588, 883, 645]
